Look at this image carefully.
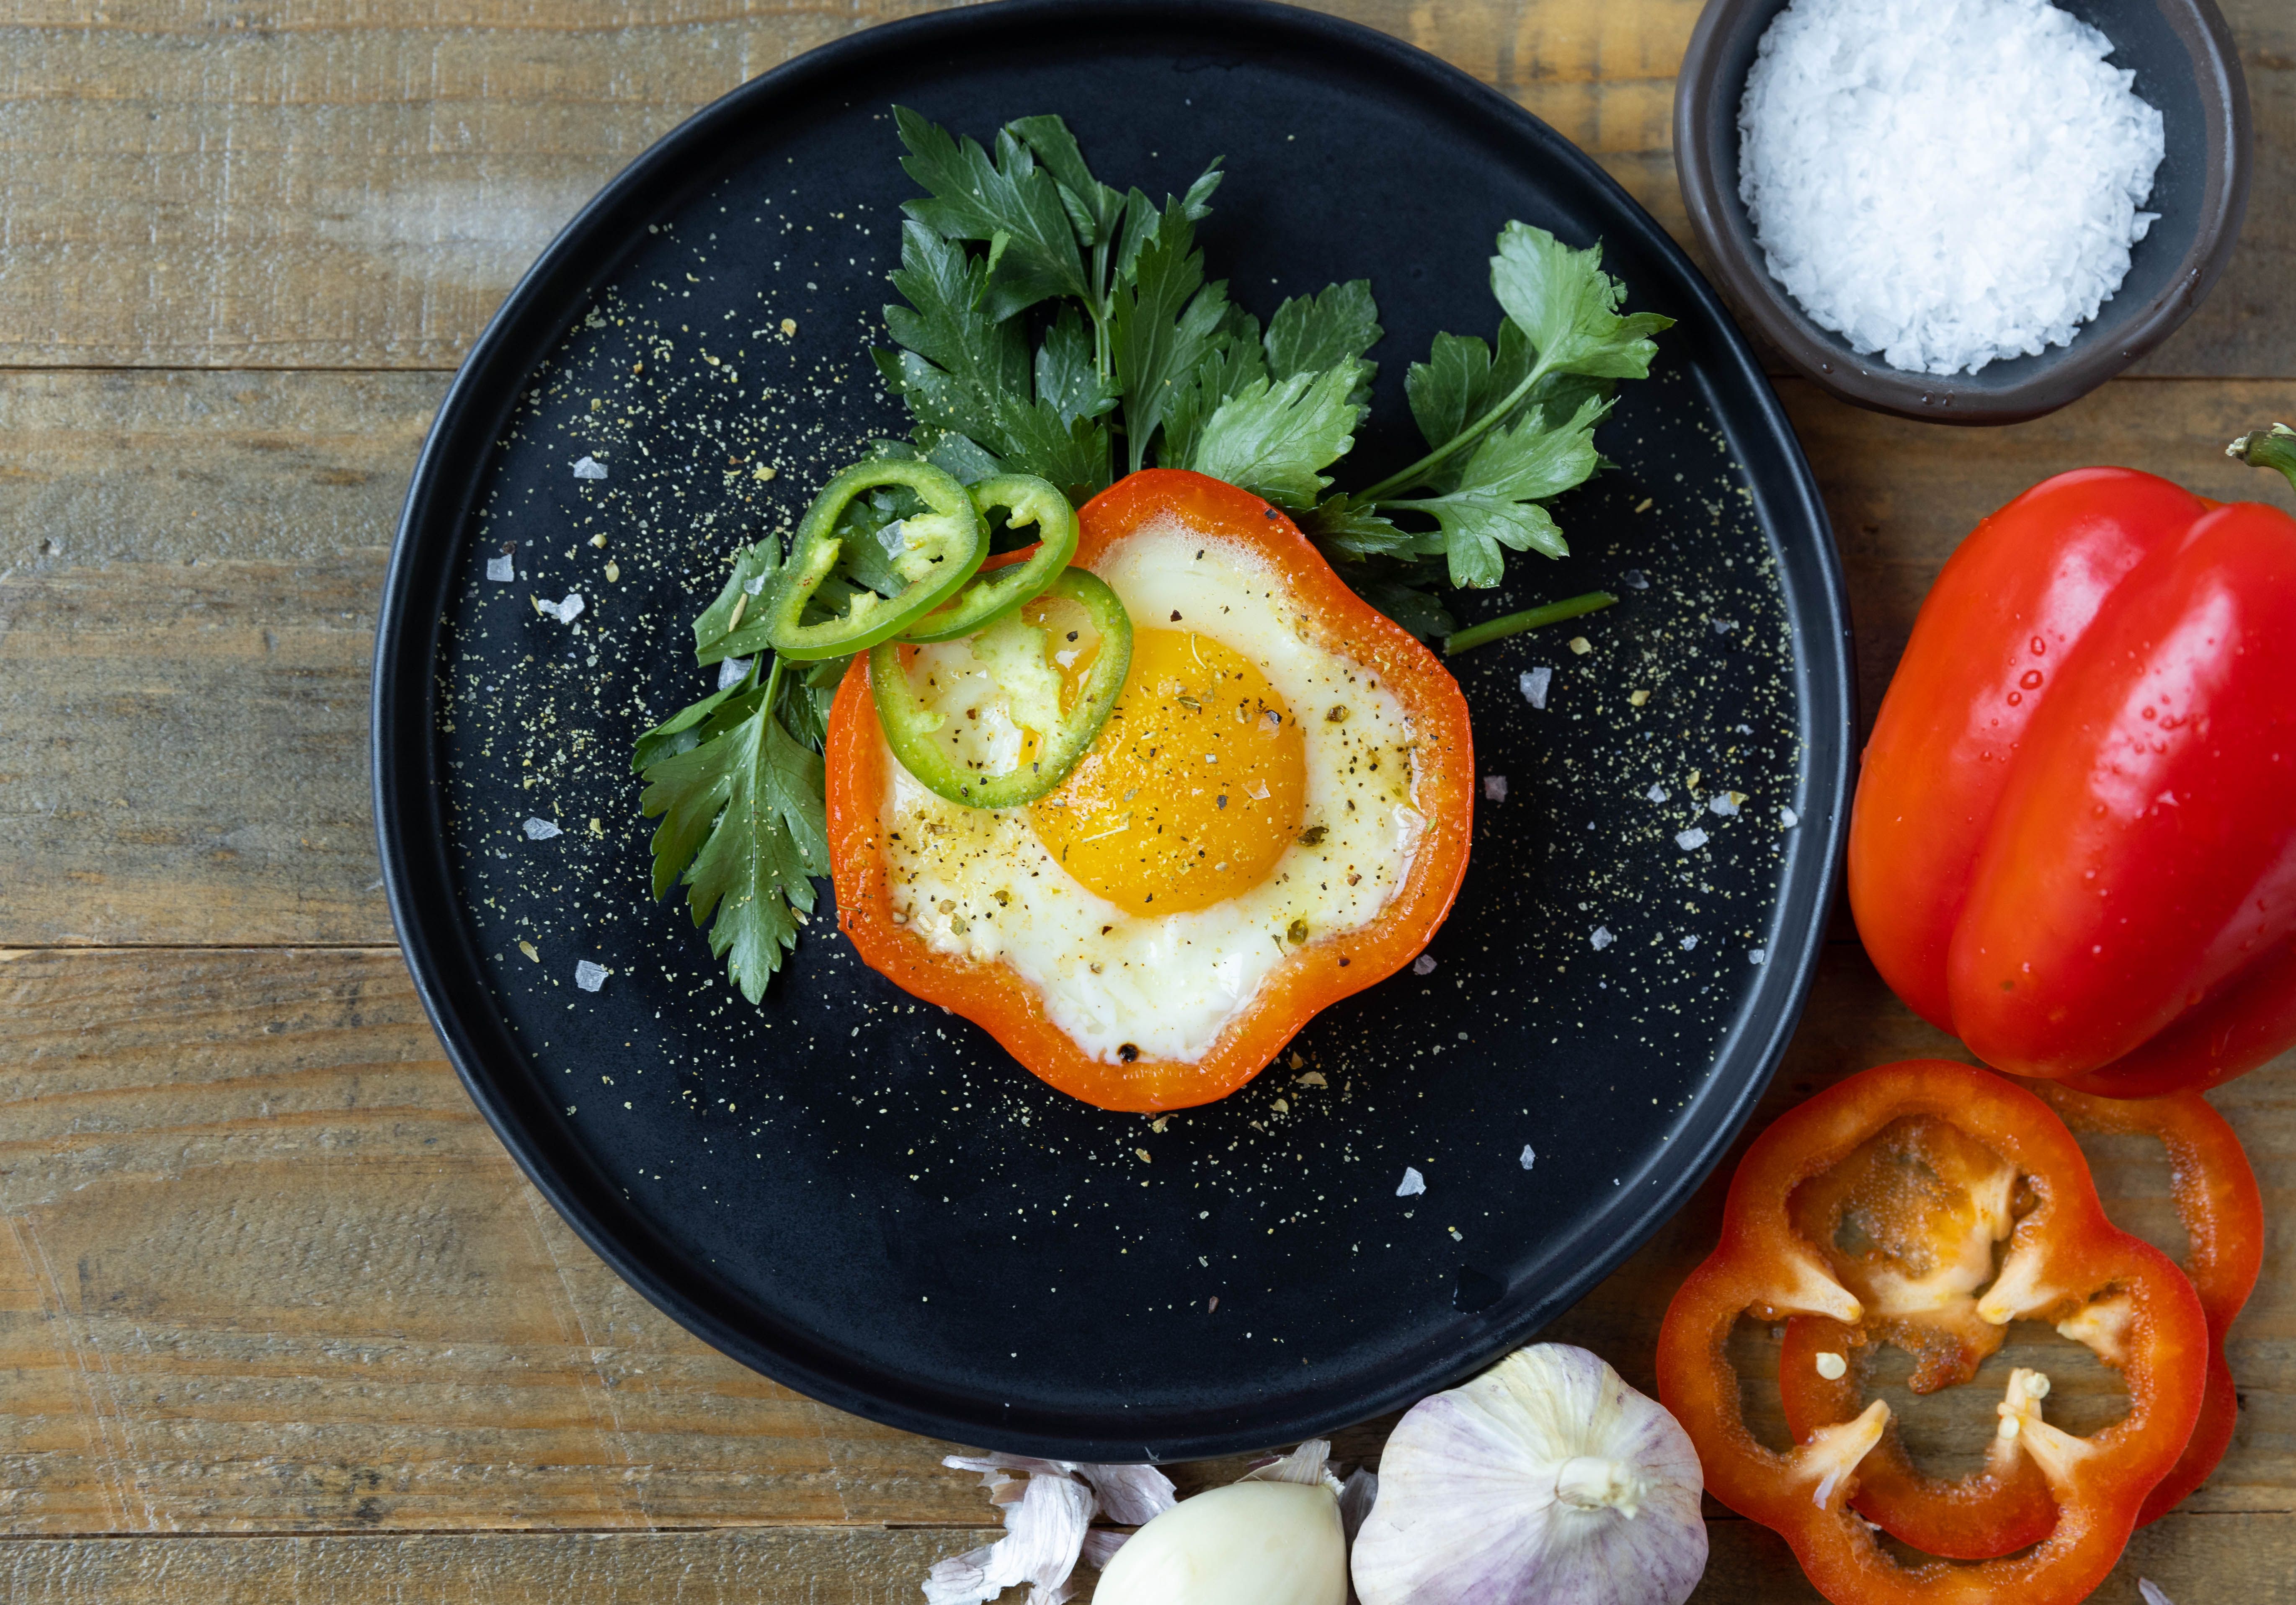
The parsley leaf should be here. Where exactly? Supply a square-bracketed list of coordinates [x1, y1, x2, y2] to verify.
[1175, 281, 1380, 500]
[1264, 280, 1381, 402]
[1109, 194, 1231, 474]
[875, 222, 1113, 504]
[1184, 360, 1367, 511]
[1157, 306, 1266, 471]
[1404, 323, 1534, 456]
[1332, 224, 1668, 595]
[1489, 221, 1671, 381]
[638, 661, 829, 1004]
[894, 106, 1089, 321]
[1382, 393, 1610, 587]
[692, 536, 785, 666]
[1008, 114, 1125, 248]
[1034, 304, 1118, 427]
[1302, 492, 1425, 560]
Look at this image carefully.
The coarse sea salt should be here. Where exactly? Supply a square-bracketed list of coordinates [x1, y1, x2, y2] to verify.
[1738, 0, 2164, 376]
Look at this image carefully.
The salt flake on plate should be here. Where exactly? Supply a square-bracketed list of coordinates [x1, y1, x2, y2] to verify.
[1621, 568, 1650, 590]
[1481, 776, 1508, 802]
[535, 592, 585, 623]
[1676, 827, 1710, 851]
[1681, 934, 1700, 951]
[1590, 926, 1615, 951]
[1411, 954, 1437, 976]
[575, 960, 609, 992]
[1519, 1144, 1536, 1170]
[1750, 948, 1768, 965]
[1396, 1166, 1426, 1197]
[573, 455, 608, 480]
[522, 817, 561, 841]
[1709, 792, 1742, 816]
[1646, 783, 1669, 804]
[1519, 666, 1552, 708]
[485, 554, 515, 583]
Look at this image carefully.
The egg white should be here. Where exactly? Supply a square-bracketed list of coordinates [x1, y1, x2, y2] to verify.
[877, 519, 1426, 1064]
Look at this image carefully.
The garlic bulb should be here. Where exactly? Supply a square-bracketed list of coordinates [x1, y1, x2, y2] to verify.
[1094, 1439, 1349, 1605]
[1351, 1344, 1708, 1605]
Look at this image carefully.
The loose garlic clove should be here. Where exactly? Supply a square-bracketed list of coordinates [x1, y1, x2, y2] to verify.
[1093, 1480, 1347, 1605]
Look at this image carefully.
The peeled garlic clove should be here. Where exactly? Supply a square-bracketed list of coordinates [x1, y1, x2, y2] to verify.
[1094, 1480, 1347, 1605]
[1352, 1344, 1708, 1605]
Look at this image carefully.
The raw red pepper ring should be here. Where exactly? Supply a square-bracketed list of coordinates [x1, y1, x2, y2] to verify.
[2026, 1084, 2257, 1527]
[1774, 1082, 2260, 1554]
[1849, 450, 2296, 1094]
[1658, 1060, 2208, 1605]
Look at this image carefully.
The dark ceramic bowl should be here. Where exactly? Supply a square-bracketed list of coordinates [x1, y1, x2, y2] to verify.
[1676, 0, 2251, 424]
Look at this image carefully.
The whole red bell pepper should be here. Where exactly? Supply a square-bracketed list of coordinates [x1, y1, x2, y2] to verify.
[1850, 428, 2296, 1095]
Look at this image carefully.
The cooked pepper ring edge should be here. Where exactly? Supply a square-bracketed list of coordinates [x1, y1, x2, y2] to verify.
[823, 469, 1477, 1114]
[1656, 1058, 2209, 1605]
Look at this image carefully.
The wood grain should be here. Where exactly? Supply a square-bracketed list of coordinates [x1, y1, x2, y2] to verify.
[0, 1514, 2272, 1602]
[0, 944, 2285, 1539]
[8, 371, 2293, 947]
[0, 369, 436, 947]
[0, 946, 982, 1534]
[0, 0, 2281, 374]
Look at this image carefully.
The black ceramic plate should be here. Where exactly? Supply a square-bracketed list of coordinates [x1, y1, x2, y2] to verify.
[374, 0, 1850, 1459]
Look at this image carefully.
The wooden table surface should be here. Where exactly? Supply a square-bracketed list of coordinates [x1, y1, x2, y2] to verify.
[0, 1, 2288, 1599]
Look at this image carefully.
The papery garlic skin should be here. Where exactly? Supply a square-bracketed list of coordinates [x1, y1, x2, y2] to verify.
[1094, 1481, 1348, 1605]
[1352, 1344, 1708, 1605]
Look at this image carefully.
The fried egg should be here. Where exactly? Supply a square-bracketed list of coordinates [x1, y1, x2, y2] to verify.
[875, 518, 1427, 1064]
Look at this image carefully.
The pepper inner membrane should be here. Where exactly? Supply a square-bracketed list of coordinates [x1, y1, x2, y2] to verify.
[1785, 1117, 2131, 1475]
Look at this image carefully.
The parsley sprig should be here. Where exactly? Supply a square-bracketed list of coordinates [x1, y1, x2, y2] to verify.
[637, 109, 1672, 999]
[634, 536, 845, 1002]
[877, 108, 1671, 634]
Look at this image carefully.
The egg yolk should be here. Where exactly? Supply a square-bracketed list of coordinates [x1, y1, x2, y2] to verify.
[1029, 628, 1306, 914]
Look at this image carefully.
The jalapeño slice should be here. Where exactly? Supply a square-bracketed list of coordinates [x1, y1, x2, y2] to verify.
[900, 473, 1081, 644]
[870, 568, 1132, 809]
[764, 459, 986, 661]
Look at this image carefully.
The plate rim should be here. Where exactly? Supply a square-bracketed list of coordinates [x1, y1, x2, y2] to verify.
[372, 0, 1854, 1458]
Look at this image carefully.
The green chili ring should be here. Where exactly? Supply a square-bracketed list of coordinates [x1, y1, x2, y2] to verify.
[871, 569, 1133, 810]
[764, 458, 986, 661]
[897, 473, 1081, 644]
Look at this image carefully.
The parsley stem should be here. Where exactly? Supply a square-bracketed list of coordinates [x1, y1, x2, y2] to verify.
[1443, 590, 1615, 655]
[757, 652, 782, 718]
[1356, 357, 1554, 504]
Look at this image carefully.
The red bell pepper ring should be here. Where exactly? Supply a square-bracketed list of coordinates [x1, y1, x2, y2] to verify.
[1658, 1060, 2208, 1605]
[1775, 1081, 2260, 1556]
[1849, 442, 2296, 1094]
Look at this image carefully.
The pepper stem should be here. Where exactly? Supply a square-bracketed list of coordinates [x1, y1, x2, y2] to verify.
[2226, 423, 2296, 497]
[1554, 1455, 1645, 1520]
[1444, 591, 1617, 656]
